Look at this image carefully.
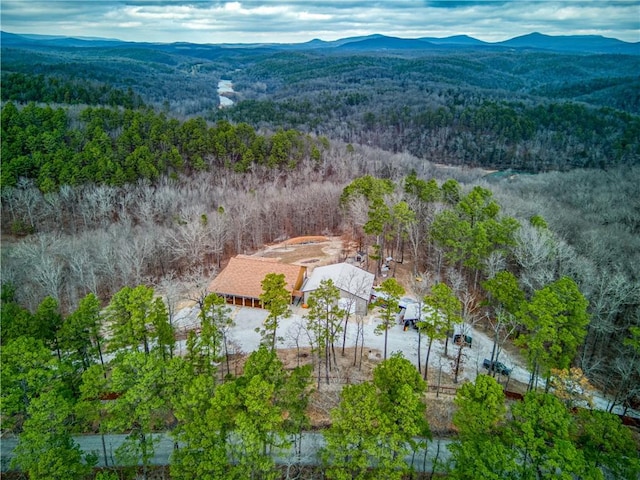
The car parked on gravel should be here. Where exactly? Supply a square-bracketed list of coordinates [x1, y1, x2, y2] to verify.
[483, 358, 512, 376]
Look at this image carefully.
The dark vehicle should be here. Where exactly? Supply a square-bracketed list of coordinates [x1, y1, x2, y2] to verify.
[454, 334, 472, 346]
[483, 358, 512, 376]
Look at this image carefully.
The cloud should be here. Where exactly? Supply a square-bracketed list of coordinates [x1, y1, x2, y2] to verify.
[427, 1, 511, 8]
[1, 0, 637, 43]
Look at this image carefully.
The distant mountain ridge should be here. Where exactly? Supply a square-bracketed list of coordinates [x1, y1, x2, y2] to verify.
[1, 31, 127, 48]
[419, 35, 488, 46]
[335, 35, 436, 51]
[497, 32, 639, 54]
[1, 30, 638, 55]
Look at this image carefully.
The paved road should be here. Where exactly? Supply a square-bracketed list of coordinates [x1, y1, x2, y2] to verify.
[1, 431, 451, 473]
[2, 433, 176, 471]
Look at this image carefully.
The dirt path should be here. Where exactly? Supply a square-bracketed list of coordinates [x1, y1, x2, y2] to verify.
[259, 235, 346, 269]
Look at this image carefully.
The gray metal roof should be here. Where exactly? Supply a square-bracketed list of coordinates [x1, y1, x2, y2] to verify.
[301, 262, 375, 301]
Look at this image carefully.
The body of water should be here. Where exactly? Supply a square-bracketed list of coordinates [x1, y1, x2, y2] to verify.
[218, 79, 235, 108]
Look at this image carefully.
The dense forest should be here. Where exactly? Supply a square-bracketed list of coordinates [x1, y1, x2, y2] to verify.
[1, 102, 329, 191]
[1, 32, 639, 479]
[3, 32, 639, 172]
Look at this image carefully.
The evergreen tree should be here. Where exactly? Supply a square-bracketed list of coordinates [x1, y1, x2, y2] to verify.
[305, 279, 344, 387]
[575, 409, 640, 479]
[373, 278, 405, 360]
[517, 277, 590, 391]
[0, 336, 58, 432]
[11, 389, 96, 479]
[323, 355, 429, 479]
[510, 392, 588, 479]
[448, 375, 516, 479]
[105, 285, 174, 356]
[171, 346, 311, 480]
[60, 292, 105, 371]
[423, 282, 462, 358]
[104, 350, 172, 480]
[199, 293, 235, 377]
[258, 273, 291, 352]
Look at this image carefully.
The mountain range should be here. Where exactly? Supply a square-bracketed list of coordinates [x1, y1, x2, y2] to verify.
[2, 30, 638, 55]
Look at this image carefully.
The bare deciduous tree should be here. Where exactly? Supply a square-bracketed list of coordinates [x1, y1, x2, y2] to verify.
[165, 209, 213, 271]
[10, 233, 66, 309]
[512, 222, 556, 293]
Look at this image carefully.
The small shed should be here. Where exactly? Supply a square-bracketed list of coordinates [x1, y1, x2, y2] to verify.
[301, 262, 375, 316]
[403, 302, 422, 322]
[208, 255, 306, 308]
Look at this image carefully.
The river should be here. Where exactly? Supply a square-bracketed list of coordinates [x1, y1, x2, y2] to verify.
[218, 79, 235, 108]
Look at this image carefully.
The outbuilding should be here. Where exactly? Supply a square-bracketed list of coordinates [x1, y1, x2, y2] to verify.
[301, 262, 375, 316]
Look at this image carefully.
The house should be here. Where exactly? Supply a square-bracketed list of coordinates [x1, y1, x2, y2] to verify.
[208, 255, 306, 307]
[301, 262, 375, 316]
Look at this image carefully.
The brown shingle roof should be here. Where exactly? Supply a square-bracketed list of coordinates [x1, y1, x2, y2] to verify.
[208, 255, 306, 299]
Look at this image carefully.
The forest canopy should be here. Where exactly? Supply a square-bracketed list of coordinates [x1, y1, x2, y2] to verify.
[1, 102, 328, 191]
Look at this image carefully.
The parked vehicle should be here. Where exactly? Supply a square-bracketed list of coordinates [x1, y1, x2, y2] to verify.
[453, 334, 472, 346]
[483, 358, 512, 376]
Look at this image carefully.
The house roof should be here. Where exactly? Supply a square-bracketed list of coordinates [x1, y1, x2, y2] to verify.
[301, 262, 374, 301]
[208, 255, 306, 299]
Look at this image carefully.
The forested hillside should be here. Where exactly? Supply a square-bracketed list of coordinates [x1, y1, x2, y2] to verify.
[1, 102, 329, 191]
[2, 32, 639, 172]
[1, 33, 639, 479]
[214, 51, 640, 171]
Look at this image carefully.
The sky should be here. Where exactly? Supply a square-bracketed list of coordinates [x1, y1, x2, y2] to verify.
[2, 0, 639, 44]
